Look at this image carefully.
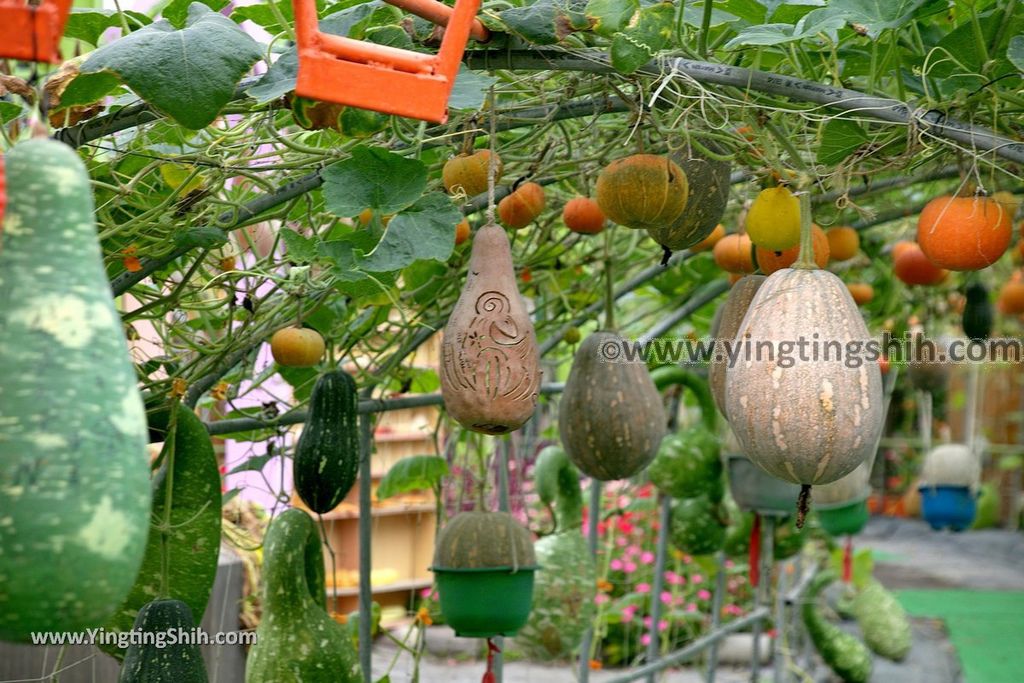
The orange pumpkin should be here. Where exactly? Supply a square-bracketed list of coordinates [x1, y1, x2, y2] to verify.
[917, 195, 1012, 270]
[270, 327, 325, 367]
[998, 278, 1024, 314]
[893, 243, 948, 286]
[826, 226, 859, 261]
[455, 218, 471, 245]
[754, 225, 829, 274]
[498, 182, 546, 229]
[712, 233, 755, 273]
[562, 197, 606, 234]
[690, 224, 725, 252]
[442, 150, 502, 198]
[595, 154, 688, 230]
[846, 282, 874, 305]
[892, 240, 916, 260]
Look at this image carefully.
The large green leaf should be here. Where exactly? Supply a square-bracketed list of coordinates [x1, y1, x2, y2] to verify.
[82, 4, 262, 129]
[610, 2, 675, 74]
[376, 455, 449, 500]
[322, 146, 427, 217]
[280, 228, 319, 263]
[100, 406, 221, 661]
[825, 0, 928, 39]
[449, 66, 498, 111]
[817, 118, 869, 164]
[358, 192, 463, 272]
[725, 7, 846, 47]
[1008, 34, 1024, 71]
[64, 9, 151, 46]
[164, 0, 229, 28]
[500, 0, 588, 45]
[586, 0, 638, 37]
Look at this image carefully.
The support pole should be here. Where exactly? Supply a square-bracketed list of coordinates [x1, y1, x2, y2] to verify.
[578, 481, 602, 683]
[644, 496, 673, 683]
[750, 515, 775, 683]
[705, 550, 727, 683]
[357, 411, 374, 682]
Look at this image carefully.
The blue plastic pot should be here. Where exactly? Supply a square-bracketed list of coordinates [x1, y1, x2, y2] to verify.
[919, 485, 977, 532]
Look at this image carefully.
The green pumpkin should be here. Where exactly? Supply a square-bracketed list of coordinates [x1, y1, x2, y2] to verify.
[645, 146, 732, 254]
[648, 429, 723, 500]
[433, 511, 536, 569]
[722, 500, 754, 557]
[669, 496, 727, 556]
[518, 447, 596, 659]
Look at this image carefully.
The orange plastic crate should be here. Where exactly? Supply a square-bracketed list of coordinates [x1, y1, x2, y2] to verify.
[0, 0, 73, 63]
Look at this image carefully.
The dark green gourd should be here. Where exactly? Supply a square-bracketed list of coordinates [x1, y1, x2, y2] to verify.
[293, 370, 359, 513]
[803, 571, 872, 683]
[669, 495, 727, 556]
[962, 282, 993, 341]
[518, 446, 596, 659]
[247, 508, 360, 683]
[560, 331, 666, 480]
[0, 139, 150, 640]
[646, 146, 732, 258]
[119, 599, 207, 682]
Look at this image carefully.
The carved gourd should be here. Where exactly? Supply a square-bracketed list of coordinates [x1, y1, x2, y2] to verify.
[441, 223, 541, 434]
[725, 268, 883, 487]
[559, 331, 666, 480]
[709, 274, 766, 418]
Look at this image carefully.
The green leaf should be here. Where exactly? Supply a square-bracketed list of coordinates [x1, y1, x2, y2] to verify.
[231, 0, 294, 33]
[173, 226, 229, 250]
[280, 228, 319, 263]
[403, 260, 448, 305]
[358, 192, 462, 272]
[501, 0, 581, 45]
[825, 0, 928, 39]
[222, 488, 242, 505]
[817, 118, 869, 164]
[376, 455, 449, 499]
[277, 365, 319, 402]
[610, 2, 675, 74]
[1009, 35, 1024, 71]
[725, 7, 845, 47]
[449, 66, 498, 111]
[318, 233, 399, 300]
[0, 101, 24, 124]
[82, 4, 263, 129]
[227, 451, 276, 474]
[58, 72, 122, 108]
[64, 9, 152, 46]
[680, 4, 741, 28]
[322, 146, 427, 217]
[586, 0, 638, 37]
[164, 0, 229, 28]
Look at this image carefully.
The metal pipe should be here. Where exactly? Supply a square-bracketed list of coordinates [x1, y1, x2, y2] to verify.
[601, 608, 771, 683]
[357, 410, 374, 682]
[384, 0, 490, 42]
[705, 550, 727, 683]
[750, 515, 774, 682]
[772, 561, 788, 683]
[492, 439, 511, 683]
[578, 481, 602, 683]
[643, 496, 673, 683]
[318, 32, 436, 73]
[635, 280, 730, 345]
[783, 562, 820, 606]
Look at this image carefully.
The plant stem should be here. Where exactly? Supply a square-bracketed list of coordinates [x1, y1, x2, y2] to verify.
[603, 228, 615, 330]
[698, 0, 714, 57]
[794, 191, 816, 269]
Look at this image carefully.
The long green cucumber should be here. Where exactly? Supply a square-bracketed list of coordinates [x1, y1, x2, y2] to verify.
[0, 139, 150, 641]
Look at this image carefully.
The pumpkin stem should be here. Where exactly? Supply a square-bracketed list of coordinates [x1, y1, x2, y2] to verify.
[796, 484, 812, 528]
[794, 191, 816, 270]
[660, 245, 672, 266]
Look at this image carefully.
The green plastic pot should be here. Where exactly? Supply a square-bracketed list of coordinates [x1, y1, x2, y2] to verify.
[431, 566, 538, 638]
[726, 453, 800, 517]
[816, 498, 869, 537]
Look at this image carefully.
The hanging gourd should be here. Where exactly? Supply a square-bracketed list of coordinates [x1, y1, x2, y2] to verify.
[559, 331, 666, 480]
[826, 226, 860, 262]
[290, 0, 489, 122]
[917, 194, 1012, 271]
[745, 185, 801, 251]
[814, 461, 872, 537]
[894, 242, 948, 285]
[803, 572, 873, 683]
[708, 274, 766, 418]
[517, 447, 596, 659]
[292, 370, 359, 513]
[440, 223, 541, 434]
[962, 282, 994, 340]
[919, 444, 980, 531]
[431, 511, 538, 637]
[669, 495, 728, 556]
[713, 233, 756, 274]
[595, 154, 689, 231]
[725, 191, 884, 523]
[0, 0, 73, 63]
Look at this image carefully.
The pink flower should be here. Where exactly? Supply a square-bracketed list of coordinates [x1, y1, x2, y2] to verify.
[626, 544, 641, 556]
[621, 605, 638, 623]
[641, 633, 652, 646]
[636, 583, 651, 594]
[616, 536, 628, 547]
[595, 593, 610, 605]
[686, 603, 698, 613]
[664, 571, 685, 586]
[660, 591, 673, 605]
[725, 559, 735, 569]
[420, 588, 433, 598]
[697, 589, 712, 601]
[624, 561, 638, 574]
[640, 551, 655, 563]
[724, 604, 743, 616]
[617, 495, 631, 508]
[610, 558, 624, 571]
[691, 573, 704, 584]
[658, 619, 669, 632]
[682, 554, 693, 564]
[642, 616, 653, 628]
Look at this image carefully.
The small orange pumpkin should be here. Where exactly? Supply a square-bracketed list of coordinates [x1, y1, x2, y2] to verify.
[894, 243, 948, 286]
[712, 233, 755, 273]
[498, 182, 546, 229]
[917, 195, 1012, 270]
[754, 225, 829, 274]
[826, 226, 860, 261]
[562, 197, 606, 234]
[443, 150, 502, 198]
[455, 218, 471, 245]
[998, 278, 1024, 314]
[595, 154, 688, 230]
[846, 282, 874, 305]
[691, 224, 725, 252]
[270, 327, 325, 367]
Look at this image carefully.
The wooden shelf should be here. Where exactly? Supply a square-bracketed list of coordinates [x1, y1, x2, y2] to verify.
[373, 431, 435, 443]
[320, 501, 435, 521]
[328, 577, 431, 597]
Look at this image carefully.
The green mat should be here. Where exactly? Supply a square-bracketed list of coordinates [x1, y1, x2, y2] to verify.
[897, 590, 1024, 683]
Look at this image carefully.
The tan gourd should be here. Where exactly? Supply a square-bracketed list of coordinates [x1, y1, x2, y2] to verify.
[709, 274, 766, 418]
[440, 223, 541, 434]
[815, 461, 871, 505]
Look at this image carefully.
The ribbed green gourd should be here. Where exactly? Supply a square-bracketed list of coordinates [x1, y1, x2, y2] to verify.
[803, 571, 872, 683]
[293, 370, 359, 513]
[852, 580, 911, 662]
[433, 511, 536, 569]
[246, 508, 360, 683]
[669, 495, 727, 556]
[0, 139, 151, 641]
[517, 446, 596, 659]
[119, 599, 207, 682]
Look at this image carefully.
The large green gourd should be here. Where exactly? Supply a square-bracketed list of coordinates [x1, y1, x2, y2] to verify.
[0, 139, 150, 641]
[517, 446, 596, 659]
[669, 495, 727, 556]
[119, 599, 207, 682]
[802, 571, 872, 683]
[293, 370, 359, 513]
[645, 147, 731, 255]
[102, 405, 222, 660]
[247, 508, 360, 683]
[560, 331, 666, 480]
[852, 580, 911, 662]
